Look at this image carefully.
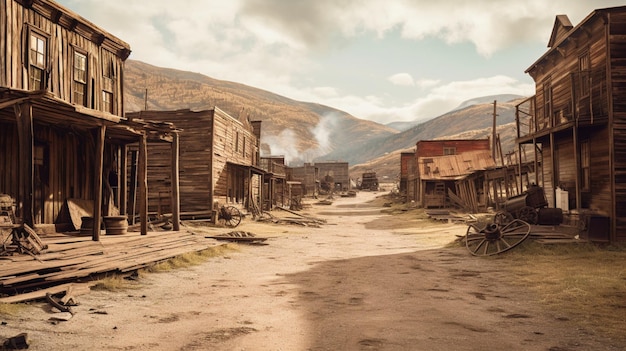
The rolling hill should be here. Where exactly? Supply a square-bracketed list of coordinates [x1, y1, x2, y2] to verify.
[124, 60, 398, 165]
[123, 60, 527, 181]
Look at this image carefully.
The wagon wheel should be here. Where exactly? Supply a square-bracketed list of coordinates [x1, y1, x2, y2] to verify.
[219, 206, 242, 227]
[517, 206, 538, 224]
[494, 211, 514, 225]
[465, 219, 531, 256]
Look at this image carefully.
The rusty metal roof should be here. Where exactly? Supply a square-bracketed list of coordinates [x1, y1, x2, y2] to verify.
[418, 150, 495, 180]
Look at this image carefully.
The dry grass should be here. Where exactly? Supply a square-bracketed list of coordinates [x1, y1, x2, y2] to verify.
[501, 242, 626, 340]
[0, 303, 26, 316]
[93, 244, 240, 291]
[144, 243, 239, 273]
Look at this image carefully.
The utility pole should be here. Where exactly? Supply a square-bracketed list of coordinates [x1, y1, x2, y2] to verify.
[492, 100, 498, 163]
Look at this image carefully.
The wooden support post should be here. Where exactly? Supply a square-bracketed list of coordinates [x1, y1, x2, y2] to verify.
[573, 127, 581, 210]
[138, 134, 148, 235]
[119, 145, 128, 215]
[171, 132, 181, 231]
[14, 103, 34, 227]
[92, 126, 106, 241]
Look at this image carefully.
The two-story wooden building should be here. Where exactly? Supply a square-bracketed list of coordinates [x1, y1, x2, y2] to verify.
[0, 0, 178, 239]
[127, 108, 263, 218]
[516, 6, 626, 242]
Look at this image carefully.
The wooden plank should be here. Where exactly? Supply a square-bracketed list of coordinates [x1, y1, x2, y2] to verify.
[0, 282, 95, 304]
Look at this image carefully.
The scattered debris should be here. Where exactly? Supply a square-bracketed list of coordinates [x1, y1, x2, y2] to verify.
[426, 210, 471, 223]
[46, 293, 73, 314]
[205, 231, 268, 244]
[1, 333, 29, 350]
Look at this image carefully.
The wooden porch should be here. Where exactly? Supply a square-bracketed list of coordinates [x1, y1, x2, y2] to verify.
[0, 229, 221, 301]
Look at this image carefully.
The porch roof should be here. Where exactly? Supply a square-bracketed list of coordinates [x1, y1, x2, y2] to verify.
[0, 88, 178, 144]
[418, 150, 495, 181]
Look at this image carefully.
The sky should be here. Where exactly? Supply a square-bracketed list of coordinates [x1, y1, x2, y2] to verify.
[57, 0, 626, 125]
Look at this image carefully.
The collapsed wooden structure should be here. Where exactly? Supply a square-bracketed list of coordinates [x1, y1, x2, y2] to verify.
[405, 140, 495, 211]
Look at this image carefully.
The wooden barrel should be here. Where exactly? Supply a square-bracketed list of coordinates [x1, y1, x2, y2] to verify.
[79, 216, 94, 236]
[103, 216, 128, 235]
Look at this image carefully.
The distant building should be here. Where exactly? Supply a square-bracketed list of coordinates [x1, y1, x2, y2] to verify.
[260, 156, 287, 209]
[288, 163, 319, 196]
[408, 139, 494, 210]
[315, 161, 351, 193]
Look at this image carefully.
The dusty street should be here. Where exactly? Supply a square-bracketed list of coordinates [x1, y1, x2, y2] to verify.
[1, 191, 623, 350]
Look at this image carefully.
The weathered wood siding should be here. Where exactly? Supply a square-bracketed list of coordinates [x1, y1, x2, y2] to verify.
[316, 162, 350, 191]
[584, 127, 611, 213]
[1, 0, 128, 115]
[609, 11, 626, 241]
[129, 110, 213, 213]
[212, 107, 260, 205]
[129, 108, 261, 212]
[415, 139, 490, 158]
[0, 121, 104, 225]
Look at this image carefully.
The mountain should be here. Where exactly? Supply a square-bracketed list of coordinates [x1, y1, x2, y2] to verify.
[123, 60, 398, 166]
[322, 96, 526, 166]
[123, 60, 527, 176]
[385, 94, 524, 132]
[349, 122, 519, 183]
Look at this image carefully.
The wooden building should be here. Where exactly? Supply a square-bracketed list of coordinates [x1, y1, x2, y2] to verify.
[128, 109, 263, 217]
[260, 156, 287, 210]
[288, 163, 319, 197]
[315, 161, 350, 193]
[515, 6, 626, 242]
[0, 0, 177, 239]
[410, 139, 494, 210]
[400, 151, 416, 201]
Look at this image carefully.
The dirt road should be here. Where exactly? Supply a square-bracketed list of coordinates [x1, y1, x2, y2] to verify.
[2, 192, 622, 350]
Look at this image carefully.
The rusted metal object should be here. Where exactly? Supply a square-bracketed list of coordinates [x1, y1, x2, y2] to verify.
[495, 185, 561, 225]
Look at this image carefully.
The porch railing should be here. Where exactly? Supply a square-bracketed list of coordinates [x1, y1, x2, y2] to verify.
[516, 68, 609, 139]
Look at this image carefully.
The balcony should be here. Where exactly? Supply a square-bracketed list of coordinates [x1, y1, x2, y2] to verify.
[516, 68, 609, 142]
[259, 158, 286, 177]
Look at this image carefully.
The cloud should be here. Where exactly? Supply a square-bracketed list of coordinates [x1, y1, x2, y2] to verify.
[56, 0, 622, 127]
[388, 73, 415, 86]
[315, 75, 534, 124]
[416, 79, 441, 89]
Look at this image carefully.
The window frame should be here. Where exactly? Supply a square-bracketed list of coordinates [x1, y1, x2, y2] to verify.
[72, 48, 89, 107]
[27, 27, 49, 91]
[580, 140, 591, 191]
[578, 51, 591, 98]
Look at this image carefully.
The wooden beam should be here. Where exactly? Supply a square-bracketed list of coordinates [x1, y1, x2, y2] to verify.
[119, 145, 128, 215]
[92, 126, 106, 241]
[14, 103, 34, 227]
[138, 134, 148, 235]
[171, 132, 181, 231]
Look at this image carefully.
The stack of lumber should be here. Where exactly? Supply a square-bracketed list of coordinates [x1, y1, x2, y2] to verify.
[0, 230, 220, 298]
[528, 224, 584, 244]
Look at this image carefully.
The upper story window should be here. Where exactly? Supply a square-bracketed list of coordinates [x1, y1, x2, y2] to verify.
[443, 147, 456, 155]
[543, 81, 552, 119]
[73, 51, 88, 107]
[102, 57, 115, 113]
[578, 51, 590, 97]
[28, 31, 47, 90]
